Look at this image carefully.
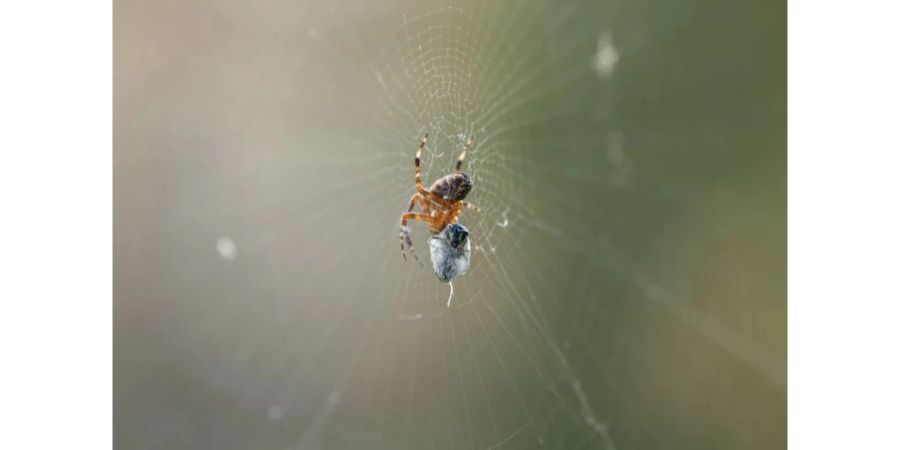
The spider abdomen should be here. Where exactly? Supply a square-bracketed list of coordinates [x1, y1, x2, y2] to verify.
[429, 173, 472, 202]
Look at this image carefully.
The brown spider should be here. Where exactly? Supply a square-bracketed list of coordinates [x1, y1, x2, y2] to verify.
[399, 134, 480, 266]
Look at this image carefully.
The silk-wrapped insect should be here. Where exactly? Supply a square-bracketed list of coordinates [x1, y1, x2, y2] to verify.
[427, 223, 471, 283]
[427, 223, 471, 307]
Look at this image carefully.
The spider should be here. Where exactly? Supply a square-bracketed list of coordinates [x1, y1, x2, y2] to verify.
[399, 133, 480, 266]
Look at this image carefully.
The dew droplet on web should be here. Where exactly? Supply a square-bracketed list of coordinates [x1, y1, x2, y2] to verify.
[267, 405, 283, 421]
[592, 31, 619, 78]
[216, 236, 237, 261]
[497, 207, 510, 228]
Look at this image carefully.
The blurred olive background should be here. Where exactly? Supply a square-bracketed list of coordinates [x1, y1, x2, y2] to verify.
[115, 0, 785, 449]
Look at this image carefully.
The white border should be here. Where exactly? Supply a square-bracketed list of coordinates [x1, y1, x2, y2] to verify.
[0, 2, 111, 449]
[790, 1, 900, 449]
[1, 0, 899, 448]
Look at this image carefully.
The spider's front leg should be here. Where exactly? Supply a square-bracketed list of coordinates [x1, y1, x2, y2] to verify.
[414, 134, 453, 207]
[454, 138, 473, 173]
[399, 212, 432, 267]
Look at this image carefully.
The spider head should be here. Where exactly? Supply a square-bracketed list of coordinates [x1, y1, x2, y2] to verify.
[446, 223, 469, 249]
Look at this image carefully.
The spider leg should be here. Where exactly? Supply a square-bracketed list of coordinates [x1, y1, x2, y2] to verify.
[399, 227, 423, 266]
[460, 201, 482, 213]
[399, 212, 433, 267]
[400, 194, 421, 264]
[454, 138, 473, 172]
[415, 134, 453, 206]
[405, 193, 427, 213]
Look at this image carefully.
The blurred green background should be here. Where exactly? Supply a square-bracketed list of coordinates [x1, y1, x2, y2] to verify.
[115, 0, 785, 448]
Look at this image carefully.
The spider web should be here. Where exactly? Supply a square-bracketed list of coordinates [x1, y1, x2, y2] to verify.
[291, 2, 620, 448]
[114, 0, 787, 449]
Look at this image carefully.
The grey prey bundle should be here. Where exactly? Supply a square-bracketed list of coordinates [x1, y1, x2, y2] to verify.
[427, 223, 471, 283]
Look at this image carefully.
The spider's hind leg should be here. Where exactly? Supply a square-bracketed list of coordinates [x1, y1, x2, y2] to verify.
[461, 201, 481, 213]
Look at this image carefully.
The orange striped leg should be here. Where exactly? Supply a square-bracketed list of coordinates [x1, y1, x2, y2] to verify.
[405, 193, 434, 229]
[405, 193, 418, 211]
[399, 212, 433, 267]
[414, 134, 452, 206]
[454, 138, 473, 172]
[408, 193, 434, 214]
[460, 201, 481, 213]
